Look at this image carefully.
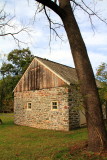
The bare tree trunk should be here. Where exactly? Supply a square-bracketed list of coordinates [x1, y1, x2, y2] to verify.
[35, 0, 107, 152]
[59, 1, 107, 152]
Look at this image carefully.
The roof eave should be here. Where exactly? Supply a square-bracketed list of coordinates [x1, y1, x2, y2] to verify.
[34, 57, 71, 86]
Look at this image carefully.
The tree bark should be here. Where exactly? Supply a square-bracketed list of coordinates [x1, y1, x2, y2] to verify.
[59, 1, 107, 152]
[35, 0, 107, 152]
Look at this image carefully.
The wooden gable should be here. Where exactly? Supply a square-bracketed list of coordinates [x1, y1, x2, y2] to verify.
[14, 58, 68, 92]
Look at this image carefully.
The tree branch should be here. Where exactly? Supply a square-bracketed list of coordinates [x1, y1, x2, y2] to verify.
[35, 0, 64, 17]
[0, 27, 30, 47]
[71, 0, 107, 25]
[44, 7, 63, 41]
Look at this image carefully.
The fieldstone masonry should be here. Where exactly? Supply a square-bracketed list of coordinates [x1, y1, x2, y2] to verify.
[14, 86, 81, 131]
[14, 57, 87, 131]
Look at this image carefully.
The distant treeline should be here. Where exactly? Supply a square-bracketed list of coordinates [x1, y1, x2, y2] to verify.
[0, 48, 34, 112]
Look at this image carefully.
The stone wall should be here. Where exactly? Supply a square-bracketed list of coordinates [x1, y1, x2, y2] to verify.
[14, 86, 85, 131]
[68, 84, 86, 129]
[14, 87, 70, 131]
[68, 85, 83, 129]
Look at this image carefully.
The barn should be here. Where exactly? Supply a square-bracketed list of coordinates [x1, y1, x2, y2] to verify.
[14, 56, 86, 131]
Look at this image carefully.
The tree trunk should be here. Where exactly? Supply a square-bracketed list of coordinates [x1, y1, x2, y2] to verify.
[59, 1, 107, 152]
[106, 101, 107, 121]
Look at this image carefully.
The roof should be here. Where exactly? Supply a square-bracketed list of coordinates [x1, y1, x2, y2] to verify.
[35, 56, 101, 87]
[35, 56, 78, 85]
[14, 56, 101, 92]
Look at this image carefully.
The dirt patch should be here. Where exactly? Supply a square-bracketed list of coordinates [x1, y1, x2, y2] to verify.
[70, 141, 107, 160]
[70, 141, 88, 155]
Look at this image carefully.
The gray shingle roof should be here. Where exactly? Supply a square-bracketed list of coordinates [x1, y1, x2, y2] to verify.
[35, 56, 101, 87]
[35, 56, 78, 84]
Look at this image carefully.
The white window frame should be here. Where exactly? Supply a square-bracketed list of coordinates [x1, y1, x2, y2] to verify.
[27, 102, 32, 110]
[51, 101, 58, 110]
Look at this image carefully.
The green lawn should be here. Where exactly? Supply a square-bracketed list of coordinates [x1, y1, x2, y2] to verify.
[0, 113, 106, 160]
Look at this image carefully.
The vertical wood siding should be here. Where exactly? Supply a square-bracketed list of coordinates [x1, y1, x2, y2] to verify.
[14, 59, 66, 92]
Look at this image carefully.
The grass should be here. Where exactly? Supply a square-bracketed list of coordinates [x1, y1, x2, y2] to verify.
[0, 113, 107, 160]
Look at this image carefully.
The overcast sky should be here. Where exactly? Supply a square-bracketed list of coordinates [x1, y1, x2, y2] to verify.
[0, 0, 107, 74]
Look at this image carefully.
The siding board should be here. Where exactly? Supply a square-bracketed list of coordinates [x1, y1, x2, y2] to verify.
[14, 59, 66, 92]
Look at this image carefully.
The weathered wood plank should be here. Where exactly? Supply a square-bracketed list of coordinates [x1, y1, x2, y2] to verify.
[14, 58, 66, 92]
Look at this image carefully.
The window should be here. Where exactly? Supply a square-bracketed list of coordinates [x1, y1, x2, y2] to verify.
[27, 102, 32, 110]
[51, 101, 58, 110]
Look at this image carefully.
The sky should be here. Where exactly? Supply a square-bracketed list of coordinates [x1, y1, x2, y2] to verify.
[0, 0, 107, 74]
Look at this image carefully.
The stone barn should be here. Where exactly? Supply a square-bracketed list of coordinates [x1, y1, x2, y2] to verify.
[14, 56, 86, 131]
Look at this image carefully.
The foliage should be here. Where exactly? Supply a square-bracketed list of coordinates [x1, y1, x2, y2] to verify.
[0, 63, 14, 76]
[0, 75, 21, 112]
[0, 48, 34, 112]
[1, 48, 34, 76]
[96, 63, 107, 82]
[96, 63, 107, 103]
[96, 63, 107, 120]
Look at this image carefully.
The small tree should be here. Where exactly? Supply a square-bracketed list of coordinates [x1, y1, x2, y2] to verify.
[96, 63, 107, 120]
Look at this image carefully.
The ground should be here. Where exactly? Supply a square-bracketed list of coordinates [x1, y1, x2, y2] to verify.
[0, 113, 107, 160]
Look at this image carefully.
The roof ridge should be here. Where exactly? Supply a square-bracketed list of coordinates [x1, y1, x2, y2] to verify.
[35, 56, 75, 70]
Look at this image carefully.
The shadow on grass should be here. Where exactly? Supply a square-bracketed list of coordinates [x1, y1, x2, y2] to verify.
[0, 113, 14, 126]
[3, 120, 14, 126]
